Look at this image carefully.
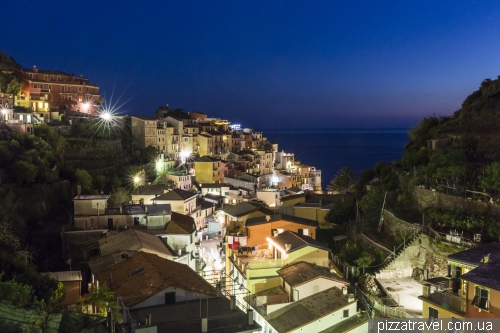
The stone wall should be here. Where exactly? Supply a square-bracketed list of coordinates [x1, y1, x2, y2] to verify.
[382, 210, 420, 240]
[413, 187, 500, 216]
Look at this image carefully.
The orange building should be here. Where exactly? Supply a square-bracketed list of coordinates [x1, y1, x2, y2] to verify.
[243, 214, 318, 249]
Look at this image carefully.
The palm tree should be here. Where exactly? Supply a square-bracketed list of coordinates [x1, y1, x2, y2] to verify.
[329, 167, 355, 193]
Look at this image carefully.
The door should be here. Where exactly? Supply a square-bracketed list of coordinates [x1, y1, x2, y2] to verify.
[107, 218, 113, 230]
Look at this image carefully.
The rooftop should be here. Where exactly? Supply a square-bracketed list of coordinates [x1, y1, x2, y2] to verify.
[447, 242, 500, 267]
[265, 287, 353, 333]
[152, 188, 197, 201]
[133, 184, 168, 196]
[270, 231, 329, 253]
[88, 251, 137, 275]
[222, 202, 260, 217]
[318, 313, 368, 333]
[98, 228, 173, 257]
[461, 258, 500, 291]
[129, 297, 260, 333]
[73, 194, 110, 200]
[245, 214, 317, 228]
[97, 252, 216, 307]
[277, 261, 346, 287]
[44, 271, 82, 282]
[166, 212, 196, 234]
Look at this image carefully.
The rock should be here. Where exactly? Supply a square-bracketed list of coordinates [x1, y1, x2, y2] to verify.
[358, 273, 381, 296]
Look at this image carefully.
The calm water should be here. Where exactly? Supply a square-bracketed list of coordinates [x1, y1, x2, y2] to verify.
[265, 129, 410, 190]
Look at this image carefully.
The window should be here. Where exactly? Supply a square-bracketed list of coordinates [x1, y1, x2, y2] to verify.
[343, 309, 349, 318]
[78, 87, 82, 92]
[428, 307, 439, 318]
[29, 73, 33, 79]
[472, 286, 489, 310]
[50, 75, 54, 80]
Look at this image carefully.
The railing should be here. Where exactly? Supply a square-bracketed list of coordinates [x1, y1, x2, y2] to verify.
[422, 284, 466, 314]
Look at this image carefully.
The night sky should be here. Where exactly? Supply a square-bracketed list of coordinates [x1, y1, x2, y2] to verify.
[4, 1, 500, 130]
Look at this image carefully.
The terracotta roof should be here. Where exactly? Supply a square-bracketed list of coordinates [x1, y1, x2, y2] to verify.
[277, 261, 345, 287]
[447, 242, 500, 267]
[97, 252, 216, 307]
[166, 212, 195, 234]
[89, 251, 137, 275]
[222, 202, 260, 217]
[98, 228, 173, 257]
[133, 184, 168, 196]
[152, 189, 197, 201]
[245, 214, 317, 228]
[270, 231, 329, 253]
[461, 259, 500, 291]
[265, 287, 353, 333]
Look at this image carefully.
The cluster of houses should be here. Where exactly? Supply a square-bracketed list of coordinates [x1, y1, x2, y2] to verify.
[60, 186, 369, 332]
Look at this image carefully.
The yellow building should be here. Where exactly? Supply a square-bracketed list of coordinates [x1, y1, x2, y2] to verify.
[130, 115, 158, 149]
[294, 203, 330, 224]
[419, 242, 500, 319]
[194, 156, 221, 184]
[198, 132, 213, 156]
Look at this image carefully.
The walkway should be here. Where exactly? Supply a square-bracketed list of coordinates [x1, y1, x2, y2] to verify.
[377, 278, 423, 317]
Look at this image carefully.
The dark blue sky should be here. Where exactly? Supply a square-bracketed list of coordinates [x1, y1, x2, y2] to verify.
[4, 1, 500, 129]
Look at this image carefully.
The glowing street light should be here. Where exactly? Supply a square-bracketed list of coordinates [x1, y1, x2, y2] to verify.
[156, 159, 164, 173]
[100, 111, 112, 122]
[180, 150, 191, 164]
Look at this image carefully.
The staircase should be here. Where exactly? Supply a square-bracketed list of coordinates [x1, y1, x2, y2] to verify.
[375, 232, 422, 279]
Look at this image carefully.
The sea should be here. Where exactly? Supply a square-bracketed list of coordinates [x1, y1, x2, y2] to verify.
[264, 129, 410, 190]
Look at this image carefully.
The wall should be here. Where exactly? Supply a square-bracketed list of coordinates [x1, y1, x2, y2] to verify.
[413, 187, 500, 217]
[288, 248, 329, 267]
[74, 198, 108, 215]
[421, 299, 464, 319]
[382, 210, 420, 240]
[466, 283, 500, 319]
[62, 280, 81, 305]
[132, 286, 210, 309]
[289, 302, 358, 333]
[256, 191, 280, 207]
[294, 206, 329, 224]
[295, 278, 347, 301]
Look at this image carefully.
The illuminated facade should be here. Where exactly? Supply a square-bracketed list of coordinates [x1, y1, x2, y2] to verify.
[13, 65, 101, 120]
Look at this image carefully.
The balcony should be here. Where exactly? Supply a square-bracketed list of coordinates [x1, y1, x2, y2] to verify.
[419, 282, 466, 315]
[228, 248, 287, 278]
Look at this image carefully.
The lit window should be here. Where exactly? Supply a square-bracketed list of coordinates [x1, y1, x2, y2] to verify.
[472, 286, 489, 311]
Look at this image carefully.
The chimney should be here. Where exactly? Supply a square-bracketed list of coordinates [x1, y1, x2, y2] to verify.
[145, 206, 148, 213]
[77, 185, 81, 198]
[33, 65, 37, 72]
[348, 293, 355, 302]
[145, 314, 152, 326]
[229, 295, 236, 310]
[266, 215, 271, 222]
[247, 309, 254, 325]
[342, 286, 348, 295]
[216, 281, 222, 297]
[424, 269, 429, 281]
[119, 205, 123, 214]
[178, 248, 182, 256]
[285, 243, 291, 252]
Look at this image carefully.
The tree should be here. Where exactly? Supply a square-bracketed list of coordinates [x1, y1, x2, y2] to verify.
[324, 202, 354, 225]
[6, 77, 23, 96]
[75, 169, 93, 193]
[108, 187, 131, 208]
[30, 282, 65, 333]
[479, 162, 500, 194]
[355, 251, 375, 268]
[77, 284, 116, 316]
[329, 167, 355, 193]
[359, 186, 384, 214]
[11, 160, 36, 185]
